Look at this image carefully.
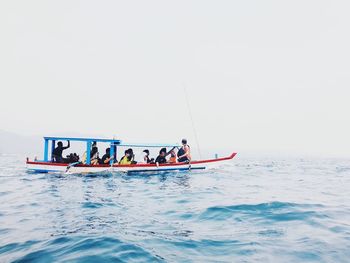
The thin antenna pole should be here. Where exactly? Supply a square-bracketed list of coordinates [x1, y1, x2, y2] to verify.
[183, 84, 202, 159]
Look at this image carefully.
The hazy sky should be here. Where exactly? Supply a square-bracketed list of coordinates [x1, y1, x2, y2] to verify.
[1, 0, 349, 158]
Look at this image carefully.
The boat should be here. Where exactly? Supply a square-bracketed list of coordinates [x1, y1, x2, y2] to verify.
[26, 136, 237, 174]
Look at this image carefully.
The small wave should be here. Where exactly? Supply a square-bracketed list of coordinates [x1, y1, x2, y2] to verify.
[0, 240, 40, 255]
[336, 166, 350, 173]
[0, 191, 11, 197]
[81, 202, 104, 209]
[10, 236, 162, 263]
[199, 202, 326, 222]
[162, 238, 260, 261]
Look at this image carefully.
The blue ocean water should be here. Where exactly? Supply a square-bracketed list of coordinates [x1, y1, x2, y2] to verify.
[0, 154, 350, 262]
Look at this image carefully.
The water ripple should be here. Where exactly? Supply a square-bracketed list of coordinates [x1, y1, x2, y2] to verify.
[9, 237, 162, 263]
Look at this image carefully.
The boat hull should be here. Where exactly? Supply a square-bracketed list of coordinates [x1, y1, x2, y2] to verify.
[26, 153, 236, 174]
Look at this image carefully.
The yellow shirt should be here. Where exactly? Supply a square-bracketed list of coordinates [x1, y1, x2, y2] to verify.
[119, 156, 132, 165]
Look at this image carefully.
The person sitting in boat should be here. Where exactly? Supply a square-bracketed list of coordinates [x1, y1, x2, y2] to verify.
[155, 148, 167, 164]
[168, 150, 177, 164]
[177, 139, 191, 163]
[65, 153, 79, 163]
[155, 147, 177, 164]
[119, 149, 133, 165]
[92, 141, 97, 148]
[127, 148, 137, 164]
[90, 146, 100, 165]
[52, 141, 70, 163]
[100, 147, 113, 164]
[138, 149, 154, 164]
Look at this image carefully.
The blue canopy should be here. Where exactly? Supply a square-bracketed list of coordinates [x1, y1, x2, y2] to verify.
[43, 136, 121, 164]
[44, 136, 121, 144]
[119, 143, 179, 148]
[42, 136, 179, 164]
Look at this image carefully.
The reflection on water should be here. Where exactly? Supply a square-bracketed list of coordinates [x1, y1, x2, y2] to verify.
[0, 154, 350, 262]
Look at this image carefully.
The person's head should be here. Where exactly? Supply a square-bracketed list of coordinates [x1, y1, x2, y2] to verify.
[143, 149, 150, 156]
[106, 148, 110, 154]
[124, 150, 129, 156]
[159, 148, 167, 157]
[57, 141, 63, 147]
[92, 146, 98, 154]
[170, 150, 176, 157]
[127, 148, 134, 155]
[182, 139, 187, 145]
[92, 141, 97, 147]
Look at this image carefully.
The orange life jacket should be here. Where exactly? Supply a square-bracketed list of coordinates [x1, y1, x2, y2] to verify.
[169, 156, 177, 163]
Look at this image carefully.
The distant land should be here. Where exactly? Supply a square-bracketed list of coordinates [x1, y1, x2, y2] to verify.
[0, 130, 105, 157]
[0, 130, 42, 155]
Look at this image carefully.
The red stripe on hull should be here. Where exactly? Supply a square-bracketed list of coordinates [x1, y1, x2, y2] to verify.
[26, 152, 237, 168]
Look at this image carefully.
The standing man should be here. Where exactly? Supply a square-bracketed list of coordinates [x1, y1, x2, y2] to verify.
[52, 141, 70, 163]
[177, 139, 191, 163]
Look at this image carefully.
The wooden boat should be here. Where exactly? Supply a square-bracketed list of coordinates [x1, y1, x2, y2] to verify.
[26, 136, 237, 174]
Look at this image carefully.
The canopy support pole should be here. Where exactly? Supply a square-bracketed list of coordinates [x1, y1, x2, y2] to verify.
[86, 141, 91, 165]
[44, 139, 49, 162]
[51, 140, 56, 161]
[109, 143, 114, 165]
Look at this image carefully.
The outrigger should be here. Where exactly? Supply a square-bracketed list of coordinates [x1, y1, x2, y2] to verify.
[26, 136, 237, 174]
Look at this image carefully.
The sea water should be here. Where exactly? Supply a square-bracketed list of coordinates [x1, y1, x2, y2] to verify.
[0, 154, 349, 262]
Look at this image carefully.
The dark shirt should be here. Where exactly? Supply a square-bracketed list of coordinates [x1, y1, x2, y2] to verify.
[52, 147, 63, 158]
[52, 143, 70, 163]
[177, 145, 190, 163]
[177, 147, 185, 157]
[178, 156, 189, 163]
[155, 155, 167, 164]
[101, 154, 110, 164]
[145, 156, 154, 163]
[52, 145, 69, 158]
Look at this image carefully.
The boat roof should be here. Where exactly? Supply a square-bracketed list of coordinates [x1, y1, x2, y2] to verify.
[44, 136, 122, 144]
[43, 136, 179, 147]
[118, 143, 180, 148]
